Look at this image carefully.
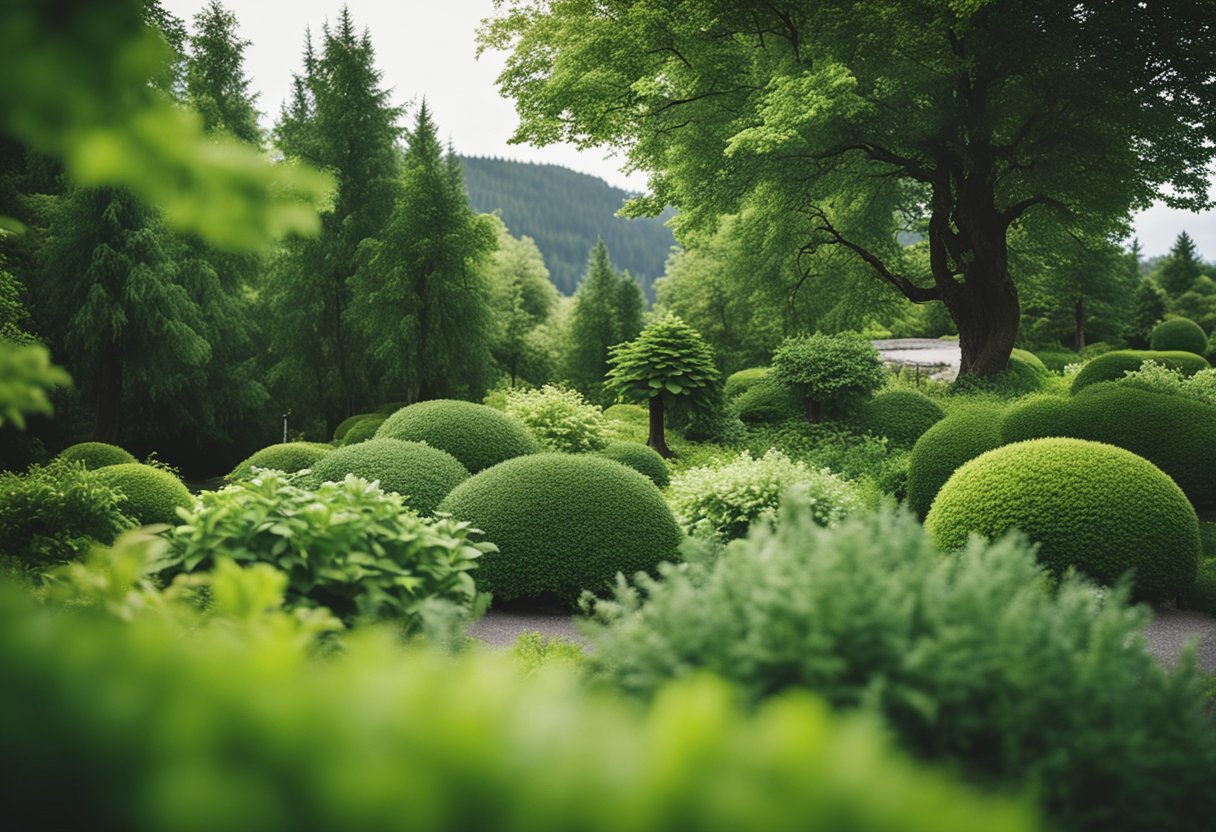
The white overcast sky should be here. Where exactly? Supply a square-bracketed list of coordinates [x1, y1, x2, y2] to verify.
[162, 0, 1215, 260]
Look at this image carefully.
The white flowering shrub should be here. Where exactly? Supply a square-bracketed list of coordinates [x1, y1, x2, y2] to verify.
[666, 449, 862, 541]
[503, 385, 608, 453]
[1120, 361, 1216, 406]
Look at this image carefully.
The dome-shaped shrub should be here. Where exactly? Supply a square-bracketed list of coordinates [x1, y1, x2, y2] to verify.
[333, 412, 381, 443]
[93, 463, 194, 526]
[229, 442, 333, 481]
[724, 367, 769, 399]
[926, 438, 1199, 599]
[376, 400, 539, 474]
[55, 442, 136, 469]
[1071, 350, 1209, 393]
[597, 441, 669, 487]
[856, 390, 945, 447]
[438, 454, 682, 606]
[309, 438, 469, 515]
[1151, 317, 1208, 355]
[1000, 383, 1216, 505]
[951, 348, 1049, 396]
[906, 403, 1005, 517]
[734, 379, 802, 423]
[342, 415, 386, 446]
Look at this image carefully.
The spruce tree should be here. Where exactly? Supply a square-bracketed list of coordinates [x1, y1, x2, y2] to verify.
[566, 239, 645, 399]
[1158, 232, 1203, 298]
[185, 1, 261, 143]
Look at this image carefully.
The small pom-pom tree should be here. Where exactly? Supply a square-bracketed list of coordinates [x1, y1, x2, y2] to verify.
[771, 333, 885, 422]
[604, 314, 718, 458]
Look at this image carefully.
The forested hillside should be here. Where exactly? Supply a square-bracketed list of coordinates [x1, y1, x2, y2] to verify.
[460, 156, 675, 299]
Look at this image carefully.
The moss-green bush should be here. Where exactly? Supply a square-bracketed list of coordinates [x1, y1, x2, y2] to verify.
[332, 412, 381, 443]
[597, 441, 669, 487]
[439, 454, 682, 606]
[1034, 350, 1078, 374]
[724, 367, 769, 399]
[856, 390, 945, 447]
[229, 442, 333, 480]
[951, 349, 1049, 397]
[1001, 383, 1216, 505]
[341, 415, 386, 446]
[906, 403, 1005, 517]
[376, 400, 539, 474]
[309, 439, 469, 515]
[1181, 559, 1216, 616]
[926, 438, 1199, 599]
[55, 442, 136, 469]
[1151, 317, 1208, 355]
[93, 463, 194, 526]
[734, 379, 803, 423]
[1070, 350, 1209, 393]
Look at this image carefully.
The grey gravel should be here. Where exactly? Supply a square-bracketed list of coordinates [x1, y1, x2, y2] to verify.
[871, 338, 962, 382]
[468, 610, 590, 649]
[1143, 608, 1216, 672]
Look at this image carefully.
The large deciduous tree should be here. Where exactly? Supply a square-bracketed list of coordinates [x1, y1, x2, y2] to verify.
[482, 0, 1216, 376]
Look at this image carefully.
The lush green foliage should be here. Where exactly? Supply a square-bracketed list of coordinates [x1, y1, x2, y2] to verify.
[564, 239, 645, 398]
[309, 439, 469, 516]
[56, 441, 136, 469]
[169, 471, 491, 628]
[597, 441, 670, 487]
[1070, 349, 1210, 393]
[93, 463, 193, 526]
[484, 215, 560, 386]
[439, 454, 682, 606]
[927, 438, 1199, 599]
[743, 420, 911, 499]
[667, 450, 862, 541]
[606, 314, 720, 411]
[1150, 317, 1209, 354]
[906, 404, 1005, 516]
[584, 506, 1216, 830]
[771, 334, 885, 418]
[0, 460, 133, 566]
[856, 390, 945, 447]
[503, 385, 607, 453]
[724, 367, 769, 399]
[1120, 362, 1216, 406]
[949, 348, 1051, 397]
[0, 341, 71, 430]
[1182, 559, 1216, 617]
[341, 415, 386, 446]
[376, 400, 539, 474]
[734, 379, 803, 424]
[230, 442, 333, 481]
[333, 413, 380, 443]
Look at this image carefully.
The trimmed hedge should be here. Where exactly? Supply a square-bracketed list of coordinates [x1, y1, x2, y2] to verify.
[55, 442, 136, 470]
[93, 464, 194, 526]
[376, 400, 539, 474]
[309, 439, 469, 515]
[926, 438, 1199, 599]
[439, 454, 682, 606]
[333, 412, 381, 443]
[734, 379, 802, 423]
[230, 442, 333, 480]
[724, 367, 769, 399]
[1070, 350, 1209, 393]
[906, 403, 1005, 517]
[597, 441, 669, 487]
[856, 390, 945, 447]
[1151, 318, 1208, 355]
[342, 415, 386, 446]
[1001, 384, 1216, 505]
[1035, 350, 1077, 374]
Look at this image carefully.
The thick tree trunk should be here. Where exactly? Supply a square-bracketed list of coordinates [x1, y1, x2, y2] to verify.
[94, 342, 122, 443]
[803, 396, 822, 423]
[1074, 296, 1085, 353]
[647, 396, 673, 458]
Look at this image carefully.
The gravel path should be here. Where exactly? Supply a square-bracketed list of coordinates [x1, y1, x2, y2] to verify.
[468, 609, 590, 648]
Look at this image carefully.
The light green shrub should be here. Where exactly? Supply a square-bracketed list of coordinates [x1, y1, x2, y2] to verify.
[724, 366, 769, 398]
[309, 438, 469, 515]
[734, 379, 802, 423]
[1070, 349, 1209, 393]
[906, 403, 1005, 516]
[229, 442, 333, 480]
[439, 454, 682, 607]
[597, 440, 669, 487]
[771, 333, 886, 420]
[93, 463, 193, 526]
[341, 415, 386, 445]
[376, 400, 539, 473]
[856, 390, 945, 447]
[601, 403, 648, 443]
[744, 420, 910, 499]
[1151, 317, 1208, 355]
[503, 385, 607, 453]
[1035, 350, 1077, 374]
[55, 441, 136, 469]
[584, 505, 1216, 830]
[950, 349, 1049, 397]
[1120, 361, 1216, 406]
[926, 438, 1199, 599]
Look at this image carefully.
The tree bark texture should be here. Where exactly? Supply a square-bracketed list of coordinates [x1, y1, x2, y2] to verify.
[648, 395, 673, 458]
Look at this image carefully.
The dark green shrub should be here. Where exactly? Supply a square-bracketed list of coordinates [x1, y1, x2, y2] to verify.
[169, 471, 491, 627]
[926, 438, 1199, 599]
[906, 403, 1005, 516]
[439, 454, 682, 606]
[0, 460, 133, 565]
[724, 367, 769, 398]
[856, 390, 945, 447]
[1182, 559, 1216, 616]
[230, 442, 333, 480]
[597, 441, 669, 487]
[584, 505, 1216, 831]
[341, 415, 386, 445]
[332, 412, 381, 443]
[55, 441, 136, 469]
[309, 438, 469, 515]
[0, 589, 1038, 832]
[1034, 350, 1077, 373]
[93, 463, 194, 526]
[1001, 384, 1216, 505]
[1151, 317, 1208, 355]
[734, 379, 802, 423]
[376, 400, 539, 473]
[1071, 349, 1209, 393]
[771, 333, 886, 421]
[950, 349, 1048, 397]
[375, 400, 406, 414]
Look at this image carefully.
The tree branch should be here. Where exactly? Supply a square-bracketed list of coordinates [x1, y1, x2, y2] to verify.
[803, 207, 940, 303]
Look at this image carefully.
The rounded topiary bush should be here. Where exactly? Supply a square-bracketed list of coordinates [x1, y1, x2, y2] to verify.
[55, 442, 136, 470]
[1000, 394, 1072, 443]
[856, 390, 945, 447]
[93, 463, 194, 526]
[229, 442, 333, 481]
[438, 454, 683, 606]
[1035, 351, 1077, 374]
[333, 412, 381, 443]
[906, 403, 1005, 517]
[926, 438, 1199, 599]
[309, 438, 469, 515]
[1151, 317, 1208, 355]
[1071, 350, 1210, 393]
[734, 380, 802, 423]
[376, 400, 539, 474]
[342, 415, 386, 446]
[724, 367, 769, 399]
[597, 441, 670, 487]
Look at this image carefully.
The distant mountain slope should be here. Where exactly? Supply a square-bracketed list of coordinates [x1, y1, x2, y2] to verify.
[460, 156, 676, 300]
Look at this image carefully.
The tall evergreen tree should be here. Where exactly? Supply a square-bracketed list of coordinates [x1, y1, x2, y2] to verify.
[565, 238, 645, 398]
[348, 103, 497, 402]
[1157, 232, 1204, 298]
[185, 1, 261, 143]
